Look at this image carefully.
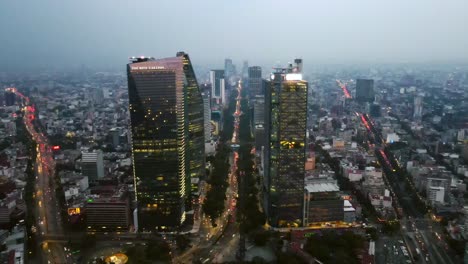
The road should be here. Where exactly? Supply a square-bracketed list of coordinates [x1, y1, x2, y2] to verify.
[367, 114, 455, 264]
[8, 88, 70, 264]
[335, 81, 458, 264]
[174, 80, 244, 263]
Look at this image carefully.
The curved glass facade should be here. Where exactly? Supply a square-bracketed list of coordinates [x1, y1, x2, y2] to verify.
[127, 53, 204, 231]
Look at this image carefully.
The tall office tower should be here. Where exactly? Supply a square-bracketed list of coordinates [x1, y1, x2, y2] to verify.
[202, 92, 211, 142]
[413, 96, 423, 120]
[220, 79, 226, 105]
[355, 79, 375, 103]
[264, 66, 308, 227]
[248, 66, 263, 97]
[127, 52, 205, 230]
[4, 91, 15, 106]
[209, 70, 225, 101]
[254, 95, 266, 150]
[241, 60, 249, 78]
[81, 150, 104, 183]
[179, 51, 206, 198]
[253, 95, 265, 126]
[224, 58, 235, 79]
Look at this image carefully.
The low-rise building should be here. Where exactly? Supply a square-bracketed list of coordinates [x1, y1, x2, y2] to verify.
[303, 177, 343, 225]
[85, 187, 130, 232]
[343, 200, 356, 223]
[428, 186, 445, 204]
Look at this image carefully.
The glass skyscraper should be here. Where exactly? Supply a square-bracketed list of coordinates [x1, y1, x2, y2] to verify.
[264, 63, 308, 227]
[127, 52, 204, 231]
[355, 79, 375, 103]
[179, 52, 205, 201]
[209, 69, 225, 99]
[248, 66, 263, 97]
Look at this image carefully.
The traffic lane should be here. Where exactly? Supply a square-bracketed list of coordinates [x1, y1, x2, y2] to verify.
[26, 114, 67, 262]
[405, 232, 430, 264]
[421, 231, 453, 264]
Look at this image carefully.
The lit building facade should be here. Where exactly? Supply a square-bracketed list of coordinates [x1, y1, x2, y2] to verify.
[264, 62, 308, 227]
[179, 51, 205, 199]
[85, 196, 130, 232]
[127, 52, 204, 231]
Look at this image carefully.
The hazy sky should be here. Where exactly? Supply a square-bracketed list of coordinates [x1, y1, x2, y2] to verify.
[1, 0, 467, 70]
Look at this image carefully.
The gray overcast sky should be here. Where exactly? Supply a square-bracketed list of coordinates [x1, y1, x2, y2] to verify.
[1, 0, 467, 70]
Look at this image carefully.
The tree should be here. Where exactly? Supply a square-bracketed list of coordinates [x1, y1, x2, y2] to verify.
[381, 221, 400, 235]
[80, 234, 96, 249]
[175, 234, 191, 251]
[331, 118, 341, 131]
[145, 241, 171, 261]
[251, 230, 270, 247]
[304, 231, 364, 264]
[0, 139, 12, 151]
[203, 144, 230, 225]
[251, 256, 267, 263]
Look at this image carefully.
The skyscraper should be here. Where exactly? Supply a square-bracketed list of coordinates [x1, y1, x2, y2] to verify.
[248, 66, 263, 97]
[241, 60, 249, 78]
[4, 91, 15, 106]
[127, 52, 204, 230]
[224, 58, 234, 78]
[264, 61, 308, 227]
[253, 95, 265, 126]
[209, 70, 225, 101]
[179, 51, 206, 200]
[413, 95, 423, 120]
[202, 92, 211, 142]
[355, 79, 375, 103]
[254, 95, 266, 150]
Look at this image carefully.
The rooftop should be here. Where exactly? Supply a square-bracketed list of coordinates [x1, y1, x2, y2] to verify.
[305, 182, 339, 193]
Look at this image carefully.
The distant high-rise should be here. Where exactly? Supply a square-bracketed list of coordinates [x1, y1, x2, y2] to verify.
[253, 95, 266, 150]
[264, 62, 308, 227]
[248, 66, 263, 97]
[127, 52, 204, 230]
[355, 79, 375, 103]
[209, 70, 225, 102]
[413, 96, 423, 120]
[253, 95, 265, 126]
[241, 60, 249, 78]
[224, 58, 235, 79]
[81, 150, 104, 183]
[202, 92, 211, 142]
[4, 91, 15, 106]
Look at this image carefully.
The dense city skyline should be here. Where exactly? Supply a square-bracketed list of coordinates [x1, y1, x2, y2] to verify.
[1, 0, 468, 71]
[1, 1, 468, 263]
